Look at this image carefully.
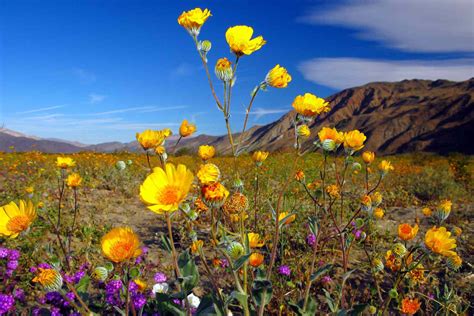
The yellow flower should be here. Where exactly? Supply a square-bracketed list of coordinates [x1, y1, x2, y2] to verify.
[452, 226, 462, 236]
[201, 182, 229, 207]
[362, 151, 375, 164]
[422, 207, 432, 216]
[225, 25, 266, 56]
[378, 160, 394, 174]
[278, 212, 296, 225]
[343, 130, 366, 151]
[179, 120, 197, 138]
[408, 263, 426, 284]
[297, 125, 311, 138]
[155, 146, 166, 155]
[133, 279, 147, 292]
[446, 253, 462, 270]
[177, 8, 211, 36]
[25, 186, 34, 194]
[252, 151, 269, 163]
[66, 173, 82, 188]
[435, 199, 452, 221]
[424, 226, 457, 257]
[398, 223, 419, 241]
[136, 129, 171, 151]
[33, 268, 63, 291]
[140, 163, 194, 214]
[371, 192, 383, 206]
[249, 253, 264, 267]
[400, 297, 421, 315]
[318, 127, 344, 144]
[197, 163, 220, 185]
[374, 207, 385, 219]
[361, 195, 372, 207]
[0, 200, 36, 238]
[265, 65, 291, 88]
[191, 240, 204, 254]
[215, 57, 233, 82]
[198, 145, 215, 160]
[248, 232, 264, 248]
[292, 93, 330, 117]
[326, 185, 340, 199]
[56, 157, 76, 169]
[101, 227, 142, 263]
[385, 250, 400, 272]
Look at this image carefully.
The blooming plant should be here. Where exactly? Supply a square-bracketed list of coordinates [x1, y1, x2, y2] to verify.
[0, 6, 470, 316]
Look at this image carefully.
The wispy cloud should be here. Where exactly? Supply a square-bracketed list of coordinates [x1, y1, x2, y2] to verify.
[17, 105, 64, 114]
[72, 67, 96, 83]
[239, 107, 288, 120]
[298, 58, 474, 90]
[89, 105, 187, 116]
[89, 93, 106, 104]
[300, 0, 474, 53]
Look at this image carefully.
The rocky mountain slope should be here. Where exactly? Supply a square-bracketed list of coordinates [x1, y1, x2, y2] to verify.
[1, 78, 473, 154]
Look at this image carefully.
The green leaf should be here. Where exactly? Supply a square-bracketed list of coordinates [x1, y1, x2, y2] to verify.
[195, 294, 222, 316]
[104, 262, 114, 272]
[233, 253, 251, 271]
[310, 264, 333, 282]
[308, 216, 319, 236]
[129, 267, 140, 279]
[161, 234, 172, 253]
[252, 271, 273, 307]
[229, 291, 248, 309]
[178, 250, 199, 293]
[75, 275, 90, 293]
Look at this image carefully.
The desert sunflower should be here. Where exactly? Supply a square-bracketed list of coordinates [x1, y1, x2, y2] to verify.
[225, 25, 266, 56]
[140, 163, 194, 214]
[0, 200, 36, 238]
[101, 227, 142, 263]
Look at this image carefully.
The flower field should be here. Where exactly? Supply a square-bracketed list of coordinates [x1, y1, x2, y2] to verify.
[1, 6, 473, 316]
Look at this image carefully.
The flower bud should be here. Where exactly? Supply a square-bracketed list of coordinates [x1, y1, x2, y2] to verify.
[227, 242, 244, 260]
[297, 125, 310, 138]
[199, 40, 212, 53]
[92, 267, 108, 282]
[371, 258, 384, 273]
[115, 161, 126, 171]
[446, 254, 462, 271]
[389, 288, 398, 299]
[391, 243, 407, 258]
[322, 139, 336, 151]
[215, 57, 233, 82]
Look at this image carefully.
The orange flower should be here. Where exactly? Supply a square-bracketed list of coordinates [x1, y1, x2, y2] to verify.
[101, 227, 142, 263]
[400, 297, 421, 315]
[191, 240, 203, 254]
[294, 170, 305, 181]
[278, 212, 296, 225]
[398, 223, 419, 241]
[249, 253, 264, 267]
[362, 151, 375, 164]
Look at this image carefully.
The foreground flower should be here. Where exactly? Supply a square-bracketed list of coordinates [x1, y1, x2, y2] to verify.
[140, 164, 194, 213]
[292, 93, 330, 117]
[265, 65, 291, 88]
[398, 223, 419, 241]
[177, 8, 211, 36]
[297, 124, 311, 138]
[0, 200, 36, 238]
[424, 226, 457, 257]
[32, 268, 63, 291]
[446, 253, 462, 270]
[378, 160, 394, 174]
[56, 157, 76, 169]
[248, 233, 264, 248]
[198, 145, 216, 160]
[278, 265, 291, 276]
[101, 227, 142, 263]
[190, 240, 204, 254]
[201, 182, 229, 207]
[362, 151, 375, 164]
[400, 297, 421, 315]
[187, 293, 201, 309]
[318, 127, 344, 144]
[179, 120, 197, 138]
[197, 163, 221, 185]
[249, 253, 264, 267]
[408, 263, 426, 284]
[0, 294, 14, 314]
[226, 25, 266, 56]
[252, 151, 269, 164]
[66, 173, 82, 188]
[343, 130, 366, 152]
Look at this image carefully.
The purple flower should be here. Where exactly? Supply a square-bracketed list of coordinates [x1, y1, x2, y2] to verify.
[51, 307, 61, 316]
[73, 270, 85, 283]
[13, 289, 25, 302]
[322, 276, 332, 284]
[29, 267, 38, 273]
[7, 260, 18, 271]
[0, 248, 8, 259]
[0, 294, 15, 314]
[172, 298, 182, 306]
[106, 280, 123, 294]
[38, 263, 51, 269]
[8, 250, 20, 261]
[128, 281, 139, 294]
[132, 293, 147, 309]
[278, 265, 291, 277]
[220, 258, 229, 268]
[154, 272, 167, 283]
[354, 230, 362, 239]
[306, 233, 316, 247]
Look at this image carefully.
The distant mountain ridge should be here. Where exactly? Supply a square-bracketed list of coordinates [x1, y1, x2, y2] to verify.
[1, 78, 473, 154]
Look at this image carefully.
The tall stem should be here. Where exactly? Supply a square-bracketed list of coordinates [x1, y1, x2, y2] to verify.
[302, 230, 320, 310]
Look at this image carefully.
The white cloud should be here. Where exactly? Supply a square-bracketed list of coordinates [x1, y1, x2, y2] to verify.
[298, 57, 474, 89]
[238, 107, 288, 120]
[300, 0, 474, 53]
[89, 93, 106, 104]
[88, 105, 187, 116]
[17, 105, 64, 114]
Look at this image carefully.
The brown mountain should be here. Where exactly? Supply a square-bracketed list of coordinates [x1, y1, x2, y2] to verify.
[1, 78, 473, 154]
[179, 78, 474, 155]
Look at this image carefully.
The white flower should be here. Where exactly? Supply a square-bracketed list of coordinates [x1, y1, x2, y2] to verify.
[187, 293, 201, 309]
[152, 282, 169, 294]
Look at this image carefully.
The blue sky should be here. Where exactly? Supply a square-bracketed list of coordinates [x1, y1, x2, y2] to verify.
[1, 0, 473, 144]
